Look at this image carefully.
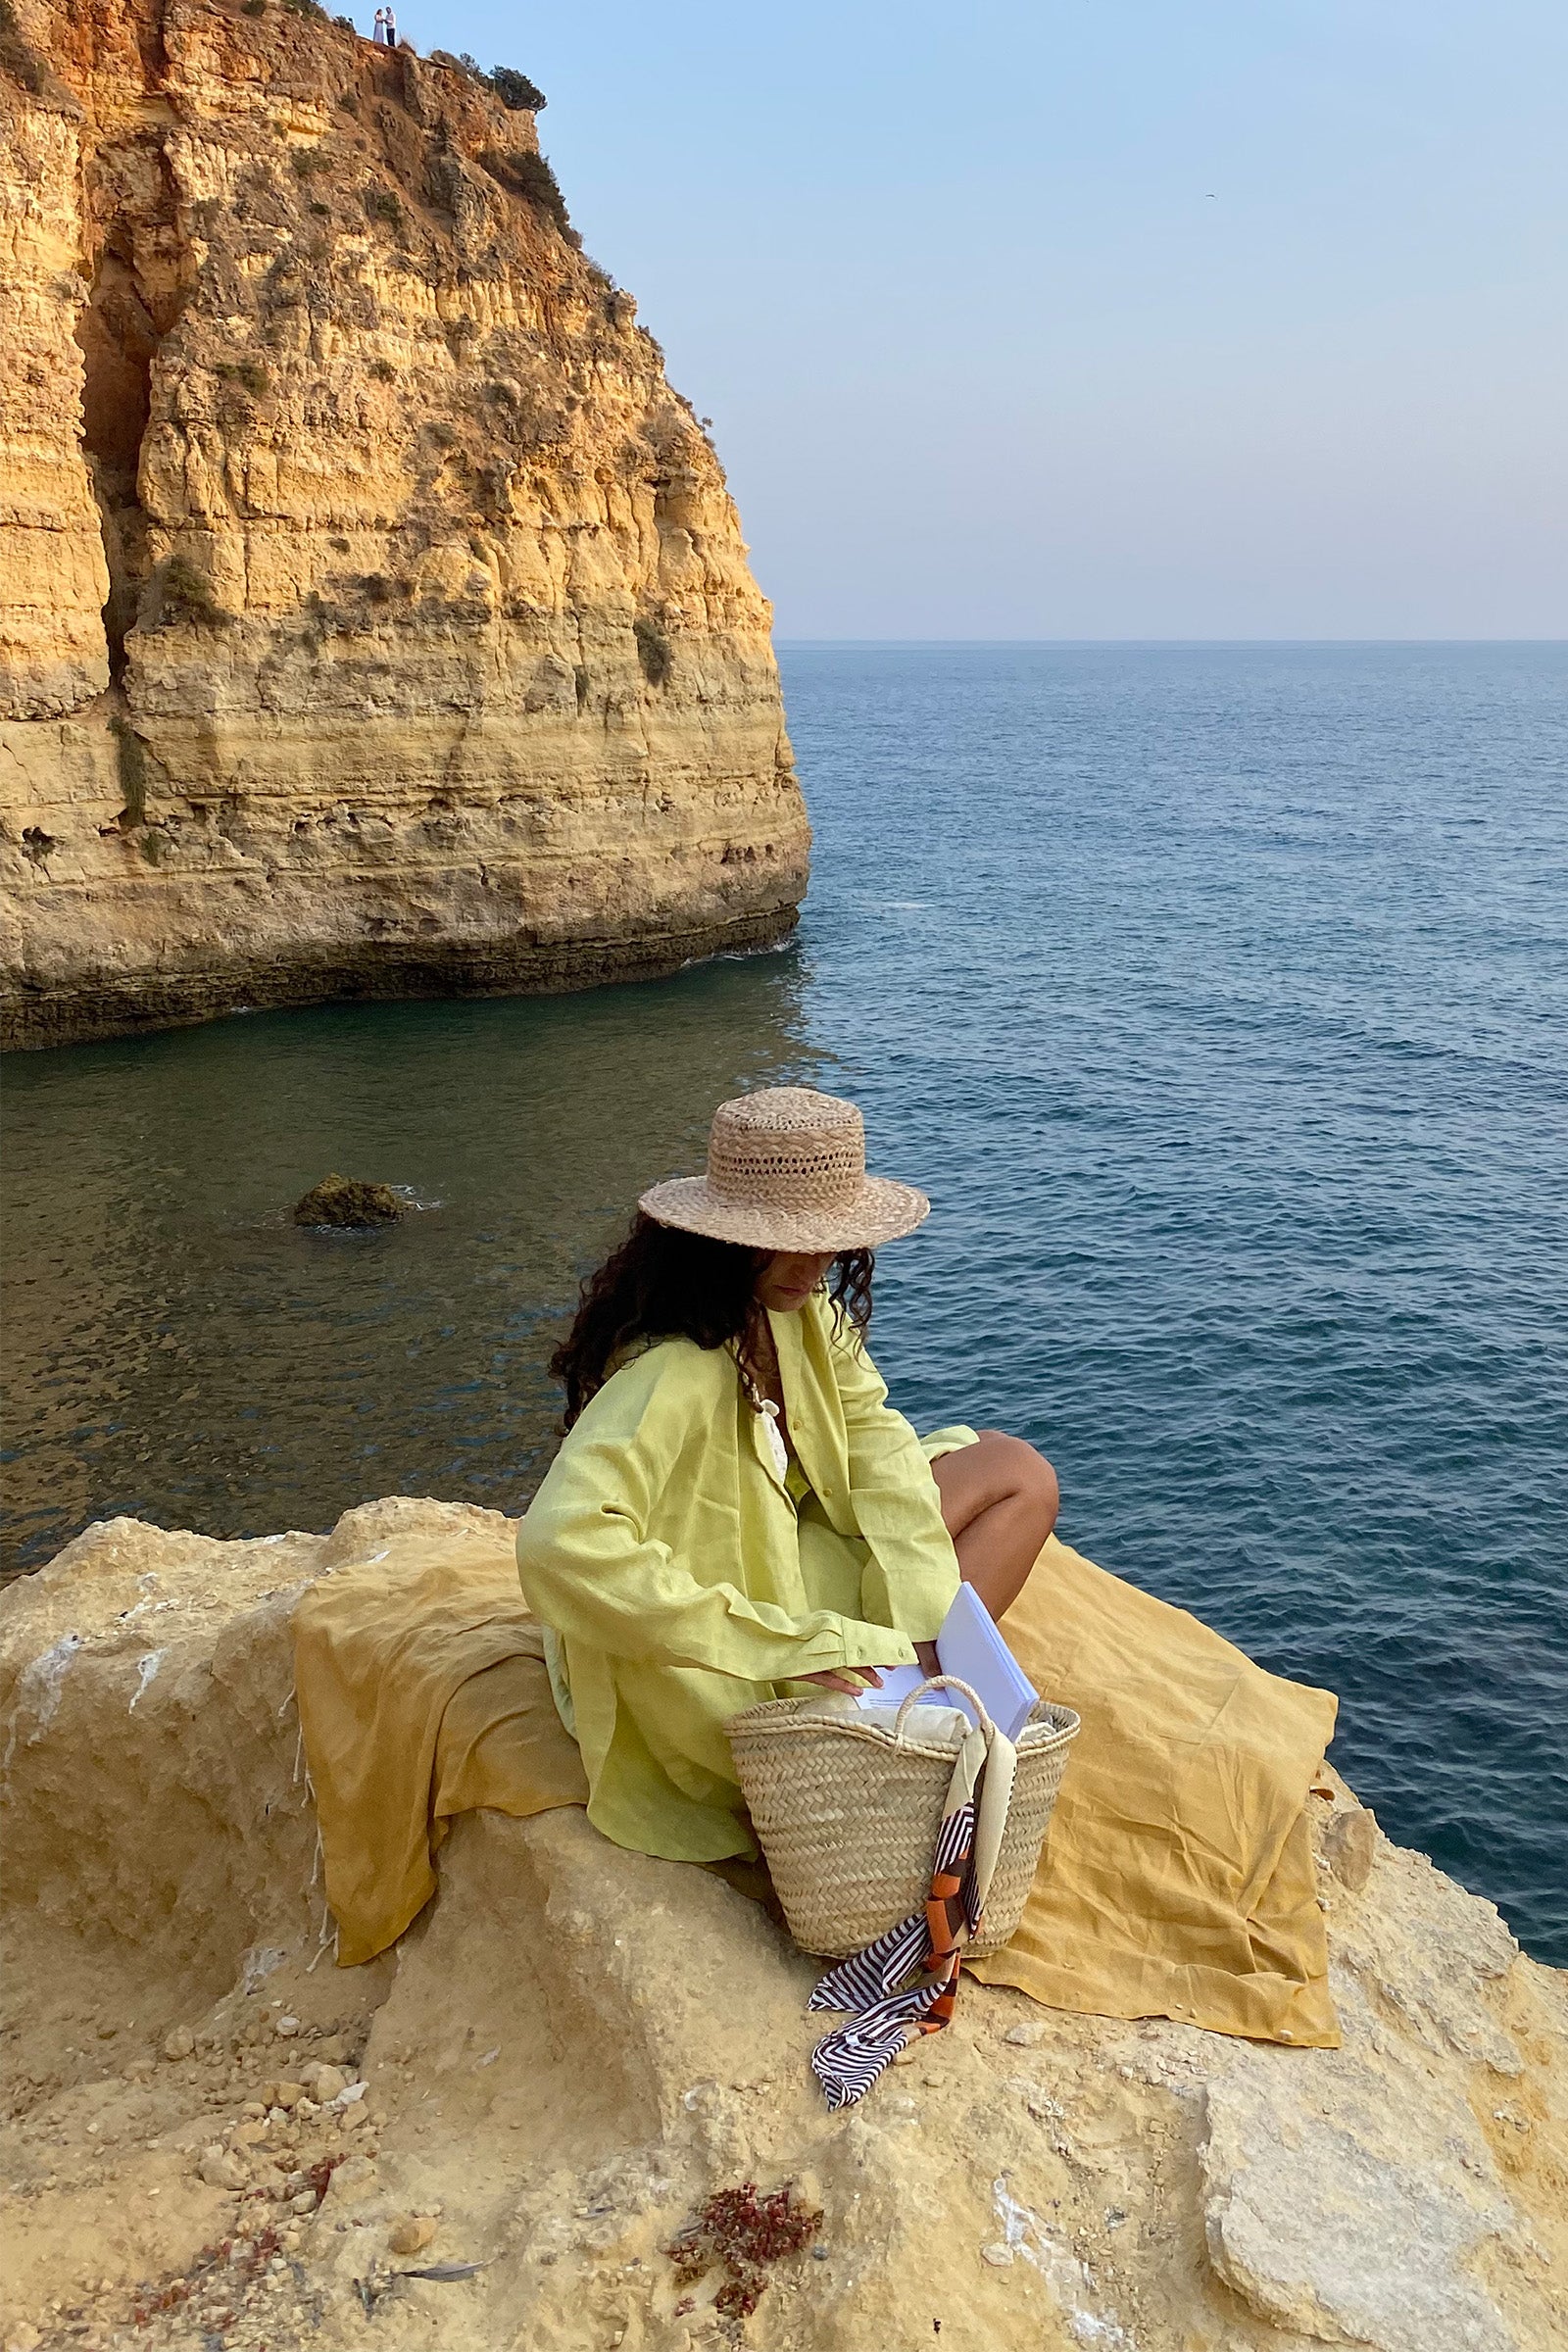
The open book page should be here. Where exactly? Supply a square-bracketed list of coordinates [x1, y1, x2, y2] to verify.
[858, 1662, 928, 1715]
[854, 1584, 1038, 1740]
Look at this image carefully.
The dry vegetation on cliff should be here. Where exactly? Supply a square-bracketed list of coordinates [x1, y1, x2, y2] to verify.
[0, 0, 808, 1047]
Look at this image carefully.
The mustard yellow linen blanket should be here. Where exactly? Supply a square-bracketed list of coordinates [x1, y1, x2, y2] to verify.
[970, 1537, 1339, 2045]
[293, 1519, 1338, 2044]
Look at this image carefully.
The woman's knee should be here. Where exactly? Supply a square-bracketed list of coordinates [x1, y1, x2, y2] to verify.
[976, 1431, 1059, 1518]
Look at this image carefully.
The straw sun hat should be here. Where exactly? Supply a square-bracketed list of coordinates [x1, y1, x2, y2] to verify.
[639, 1088, 929, 1253]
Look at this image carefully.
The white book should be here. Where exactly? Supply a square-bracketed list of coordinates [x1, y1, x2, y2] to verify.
[856, 1582, 1039, 1742]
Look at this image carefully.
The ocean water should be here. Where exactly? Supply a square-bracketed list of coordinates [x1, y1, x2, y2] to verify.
[3, 643, 1564, 1964]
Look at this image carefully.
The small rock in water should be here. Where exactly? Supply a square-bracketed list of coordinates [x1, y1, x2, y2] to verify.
[1324, 1808, 1378, 1891]
[293, 1175, 404, 1229]
[388, 2215, 438, 2256]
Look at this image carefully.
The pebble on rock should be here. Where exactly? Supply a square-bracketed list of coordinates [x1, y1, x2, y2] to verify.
[162, 2026, 195, 2061]
[388, 2215, 438, 2256]
[1004, 2024, 1046, 2047]
[198, 2145, 249, 2190]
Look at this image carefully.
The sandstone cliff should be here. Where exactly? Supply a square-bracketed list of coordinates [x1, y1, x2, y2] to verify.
[2, 1499, 1565, 2352]
[0, 0, 807, 1050]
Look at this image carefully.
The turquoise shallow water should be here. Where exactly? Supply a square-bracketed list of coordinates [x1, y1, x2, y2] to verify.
[3, 643, 1565, 1964]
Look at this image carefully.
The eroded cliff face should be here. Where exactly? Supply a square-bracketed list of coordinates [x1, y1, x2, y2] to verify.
[0, 0, 808, 1049]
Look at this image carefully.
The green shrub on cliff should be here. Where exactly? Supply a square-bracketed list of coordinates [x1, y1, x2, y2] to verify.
[108, 715, 148, 825]
[634, 618, 673, 689]
[478, 149, 579, 247]
[158, 558, 233, 631]
[448, 55, 547, 112]
[363, 185, 407, 235]
[488, 65, 547, 113]
[217, 358, 270, 398]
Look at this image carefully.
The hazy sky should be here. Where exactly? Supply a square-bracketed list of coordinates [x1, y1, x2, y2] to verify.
[432, 1, 1563, 639]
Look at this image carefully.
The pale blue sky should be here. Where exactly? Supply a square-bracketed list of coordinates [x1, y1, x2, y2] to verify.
[424, 1, 1563, 638]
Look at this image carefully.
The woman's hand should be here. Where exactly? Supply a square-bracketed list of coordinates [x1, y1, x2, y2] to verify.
[798, 1640, 939, 1693]
[797, 1663, 900, 1694]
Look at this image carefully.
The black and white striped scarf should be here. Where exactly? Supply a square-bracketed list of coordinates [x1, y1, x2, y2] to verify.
[808, 1710, 1016, 2108]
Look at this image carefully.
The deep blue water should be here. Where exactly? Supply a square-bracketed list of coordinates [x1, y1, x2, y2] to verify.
[4, 643, 1565, 1964]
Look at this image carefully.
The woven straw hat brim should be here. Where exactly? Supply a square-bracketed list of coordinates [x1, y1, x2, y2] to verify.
[638, 1172, 930, 1252]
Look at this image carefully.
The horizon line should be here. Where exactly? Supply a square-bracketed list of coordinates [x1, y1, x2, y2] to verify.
[772, 635, 1567, 648]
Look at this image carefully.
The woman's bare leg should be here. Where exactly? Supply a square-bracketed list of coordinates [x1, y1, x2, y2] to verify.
[931, 1432, 1058, 1621]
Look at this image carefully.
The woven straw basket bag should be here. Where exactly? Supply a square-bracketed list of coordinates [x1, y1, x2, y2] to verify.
[727, 1676, 1080, 1959]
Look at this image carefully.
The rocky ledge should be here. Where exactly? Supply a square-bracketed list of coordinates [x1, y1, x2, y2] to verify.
[1, 1499, 1564, 2352]
[0, 0, 808, 1049]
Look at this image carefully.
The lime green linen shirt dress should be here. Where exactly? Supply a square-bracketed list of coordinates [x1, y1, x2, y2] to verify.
[514, 1290, 963, 1863]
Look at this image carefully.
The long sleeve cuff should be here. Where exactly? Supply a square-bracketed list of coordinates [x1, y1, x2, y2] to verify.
[823, 1618, 918, 1672]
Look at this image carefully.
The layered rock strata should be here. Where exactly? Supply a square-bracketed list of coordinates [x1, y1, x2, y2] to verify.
[2, 1499, 1565, 2351]
[0, 0, 807, 1049]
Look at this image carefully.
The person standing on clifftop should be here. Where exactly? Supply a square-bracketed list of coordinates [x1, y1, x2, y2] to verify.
[383, 6, 399, 47]
[372, 7, 386, 41]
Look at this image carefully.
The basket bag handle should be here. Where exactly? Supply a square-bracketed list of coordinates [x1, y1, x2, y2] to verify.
[893, 1674, 1016, 1927]
[893, 1674, 995, 1743]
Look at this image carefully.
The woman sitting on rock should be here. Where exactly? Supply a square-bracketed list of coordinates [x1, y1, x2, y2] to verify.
[516, 1086, 1059, 1866]
[304, 1081, 1335, 2045]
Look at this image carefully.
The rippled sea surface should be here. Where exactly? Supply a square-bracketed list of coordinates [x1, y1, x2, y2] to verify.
[4, 644, 1565, 1962]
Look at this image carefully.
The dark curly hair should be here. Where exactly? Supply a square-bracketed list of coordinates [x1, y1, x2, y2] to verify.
[549, 1213, 875, 1428]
